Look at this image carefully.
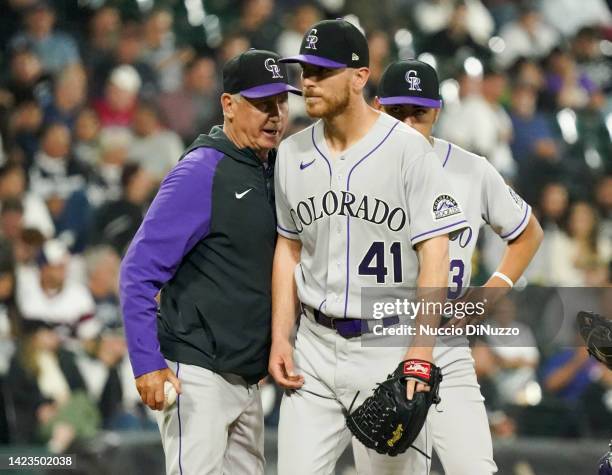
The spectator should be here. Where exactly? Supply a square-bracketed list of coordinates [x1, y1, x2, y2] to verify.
[9, 0, 80, 75]
[365, 30, 391, 100]
[276, 3, 322, 59]
[497, 2, 560, 68]
[235, 0, 280, 51]
[87, 127, 132, 208]
[6, 319, 100, 451]
[8, 100, 44, 168]
[83, 246, 121, 330]
[28, 122, 89, 203]
[84, 6, 122, 74]
[538, 182, 570, 230]
[420, 1, 491, 64]
[217, 33, 251, 64]
[437, 67, 516, 177]
[157, 56, 222, 143]
[541, 339, 610, 405]
[72, 108, 101, 168]
[13, 228, 45, 267]
[128, 101, 182, 182]
[0, 239, 18, 376]
[141, 9, 193, 93]
[76, 324, 146, 430]
[594, 175, 612, 241]
[509, 82, 564, 201]
[0, 163, 55, 238]
[479, 297, 540, 406]
[508, 58, 556, 112]
[412, 0, 494, 45]
[43, 64, 87, 131]
[0, 199, 25, 245]
[90, 164, 155, 255]
[93, 65, 141, 129]
[541, 0, 612, 38]
[544, 48, 599, 111]
[509, 82, 558, 165]
[16, 239, 95, 328]
[572, 27, 612, 94]
[1, 47, 53, 107]
[90, 23, 158, 100]
[548, 201, 611, 285]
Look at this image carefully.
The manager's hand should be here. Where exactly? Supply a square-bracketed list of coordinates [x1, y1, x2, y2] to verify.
[136, 368, 182, 411]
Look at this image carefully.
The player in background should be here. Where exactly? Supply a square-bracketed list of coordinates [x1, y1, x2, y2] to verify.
[350, 59, 544, 473]
[270, 20, 469, 474]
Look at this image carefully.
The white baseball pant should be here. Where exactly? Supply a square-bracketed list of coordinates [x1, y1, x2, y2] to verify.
[353, 345, 498, 475]
[156, 360, 264, 475]
[277, 314, 496, 474]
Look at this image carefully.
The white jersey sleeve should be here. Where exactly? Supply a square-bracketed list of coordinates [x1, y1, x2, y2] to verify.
[405, 149, 468, 247]
[275, 142, 300, 240]
[481, 159, 531, 241]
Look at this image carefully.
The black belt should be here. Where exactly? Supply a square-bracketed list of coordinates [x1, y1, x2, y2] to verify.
[311, 308, 400, 339]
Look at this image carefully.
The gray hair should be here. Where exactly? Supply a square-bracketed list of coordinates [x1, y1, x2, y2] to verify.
[83, 245, 120, 276]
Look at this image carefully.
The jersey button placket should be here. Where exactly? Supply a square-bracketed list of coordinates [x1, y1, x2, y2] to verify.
[326, 158, 347, 317]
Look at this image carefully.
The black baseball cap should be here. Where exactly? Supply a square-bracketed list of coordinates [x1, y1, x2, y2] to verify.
[378, 60, 442, 108]
[223, 49, 301, 99]
[280, 19, 369, 69]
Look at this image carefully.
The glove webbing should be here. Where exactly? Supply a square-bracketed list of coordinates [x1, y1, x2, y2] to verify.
[346, 387, 432, 460]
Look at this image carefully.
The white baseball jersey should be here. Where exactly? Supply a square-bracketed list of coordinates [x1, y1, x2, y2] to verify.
[275, 113, 468, 319]
[431, 137, 532, 296]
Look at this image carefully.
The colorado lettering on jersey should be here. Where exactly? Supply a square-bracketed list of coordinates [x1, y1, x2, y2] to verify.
[289, 190, 407, 233]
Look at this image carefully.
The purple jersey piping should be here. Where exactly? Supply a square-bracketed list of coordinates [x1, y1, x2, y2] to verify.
[442, 143, 452, 168]
[311, 126, 332, 184]
[343, 121, 400, 318]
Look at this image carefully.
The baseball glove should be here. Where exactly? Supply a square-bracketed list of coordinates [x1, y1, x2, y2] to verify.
[577, 311, 612, 370]
[345, 359, 442, 457]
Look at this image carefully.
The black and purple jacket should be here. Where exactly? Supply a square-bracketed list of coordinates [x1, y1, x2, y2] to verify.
[119, 126, 276, 384]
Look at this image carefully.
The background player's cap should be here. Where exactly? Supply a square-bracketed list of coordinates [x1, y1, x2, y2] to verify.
[223, 49, 302, 99]
[280, 19, 369, 69]
[378, 60, 442, 108]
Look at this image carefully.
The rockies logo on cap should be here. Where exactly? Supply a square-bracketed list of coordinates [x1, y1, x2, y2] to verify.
[264, 58, 284, 79]
[280, 19, 369, 69]
[378, 60, 442, 108]
[404, 70, 422, 92]
[223, 49, 301, 99]
[305, 28, 318, 50]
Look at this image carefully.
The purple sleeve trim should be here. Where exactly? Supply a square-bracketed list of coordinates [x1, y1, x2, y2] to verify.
[119, 148, 224, 378]
[500, 204, 531, 240]
[277, 224, 299, 235]
[411, 219, 468, 243]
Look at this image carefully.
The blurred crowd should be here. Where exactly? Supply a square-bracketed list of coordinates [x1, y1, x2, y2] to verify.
[0, 0, 610, 454]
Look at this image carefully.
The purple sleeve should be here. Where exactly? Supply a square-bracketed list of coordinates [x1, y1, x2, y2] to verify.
[119, 148, 223, 378]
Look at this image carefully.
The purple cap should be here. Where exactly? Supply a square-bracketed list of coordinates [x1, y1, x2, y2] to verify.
[378, 96, 442, 108]
[280, 54, 346, 69]
[223, 49, 302, 98]
[241, 82, 301, 99]
[280, 19, 369, 69]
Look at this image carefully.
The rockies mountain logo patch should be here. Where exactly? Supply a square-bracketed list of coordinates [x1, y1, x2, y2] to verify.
[508, 186, 524, 209]
[432, 194, 461, 220]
